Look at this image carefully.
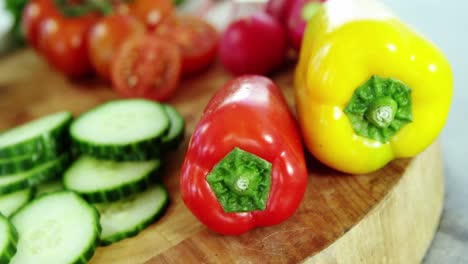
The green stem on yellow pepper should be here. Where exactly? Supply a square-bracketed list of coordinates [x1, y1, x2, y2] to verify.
[365, 97, 398, 128]
[344, 75, 413, 143]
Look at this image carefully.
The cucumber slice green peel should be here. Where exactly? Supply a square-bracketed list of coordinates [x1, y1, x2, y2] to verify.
[35, 180, 64, 198]
[0, 189, 34, 217]
[0, 213, 18, 263]
[10, 191, 101, 264]
[95, 184, 169, 246]
[161, 104, 185, 152]
[0, 154, 70, 195]
[71, 146, 162, 162]
[70, 99, 169, 161]
[0, 151, 59, 176]
[0, 112, 72, 158]
[64, 156, 161, 203]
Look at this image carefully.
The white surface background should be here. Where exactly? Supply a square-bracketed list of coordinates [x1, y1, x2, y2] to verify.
[380, 0, 468, 263]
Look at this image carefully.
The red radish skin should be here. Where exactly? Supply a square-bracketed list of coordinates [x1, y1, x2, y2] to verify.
[265, 0, 294, 24]
[219, 12, 287, 76]
[287, 0, 323, 50]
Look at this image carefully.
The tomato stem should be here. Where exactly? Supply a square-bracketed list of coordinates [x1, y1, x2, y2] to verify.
[206, 147, 272, 213]
[87, 0, 113, 15]
[53, 0, 113, 17]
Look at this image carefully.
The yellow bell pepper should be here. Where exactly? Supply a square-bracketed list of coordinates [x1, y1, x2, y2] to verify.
[294, 0, 453, 174]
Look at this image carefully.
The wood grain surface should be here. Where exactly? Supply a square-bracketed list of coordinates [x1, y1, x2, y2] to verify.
[0, 50, 444, 264]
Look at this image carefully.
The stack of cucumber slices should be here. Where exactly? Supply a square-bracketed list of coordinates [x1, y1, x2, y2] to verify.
[0, 99, 184, 263]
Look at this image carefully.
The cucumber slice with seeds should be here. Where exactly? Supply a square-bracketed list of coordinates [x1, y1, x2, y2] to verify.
[162, 105, 185, 151]
[64, 156, 160, 203]
[0, 112, 72, 158]
[0, 213, 18, 263]
[0, 189, 34, 217]
[10, 191, 100, 264]
[0, 154, 70, 195]
[71, 100, 169, 161]
[95, 184, 169, 246]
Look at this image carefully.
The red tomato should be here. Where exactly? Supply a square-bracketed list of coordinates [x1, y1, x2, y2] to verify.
[219, 12, 287, 75]
[111, 34, 182, 101]
[155, 16, 219, 76]
[122, 0, 175, 30]
[88, 14, 145, 80]
[22, 0, 56, 49]
[36, 9, 98, 78]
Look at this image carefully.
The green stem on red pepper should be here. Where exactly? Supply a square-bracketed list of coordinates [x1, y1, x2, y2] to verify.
[206, 147, 272, 213]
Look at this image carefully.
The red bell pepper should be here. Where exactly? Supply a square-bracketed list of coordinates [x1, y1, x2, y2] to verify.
[180, 75, 308, 235]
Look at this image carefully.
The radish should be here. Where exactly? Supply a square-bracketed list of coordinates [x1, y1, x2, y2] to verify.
[286, 0, 323, 50]
[265, 0, 294, 23]
[219, 11, 287, 75]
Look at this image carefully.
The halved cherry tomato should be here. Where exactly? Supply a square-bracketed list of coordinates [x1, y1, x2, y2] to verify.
[88, 14, 144, 80]
[155, 16, 218, 76]
[116, 0, 175, 30]
[111, 34, 182, 101]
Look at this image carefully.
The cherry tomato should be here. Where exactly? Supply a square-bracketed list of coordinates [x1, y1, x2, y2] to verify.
[111, 34, 182, 101]
[36, 3, 98, 78]
[88, 14, 145, 80]
[155, 16, 218, 76]
[117, 0, 175, 30]
[22, 0, 56, 49]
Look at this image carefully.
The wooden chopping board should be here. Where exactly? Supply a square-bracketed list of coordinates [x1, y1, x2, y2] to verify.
[0, 50, 443, 264]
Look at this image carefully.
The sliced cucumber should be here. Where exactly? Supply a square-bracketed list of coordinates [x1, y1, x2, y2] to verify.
[35, 180, 63, 197]
[70, 99, 169, 161]
[0, 154, 69, 195]
[95, 184, 169, 246]
[0, 112, 72, 158]
[64, 156, 160, 203]
[0, 151, 56, 176]
[0, 189, 34, 217]
[71, 147, 161, 162]
[10, 191, 100, 264]
[0, 213, 18, 263]
[161, 105, 185, 151]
